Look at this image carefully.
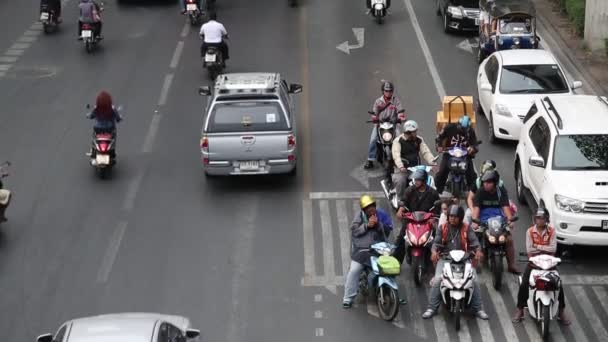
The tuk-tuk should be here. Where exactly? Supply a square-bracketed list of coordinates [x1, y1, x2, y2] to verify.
[477, 0, 539, 63]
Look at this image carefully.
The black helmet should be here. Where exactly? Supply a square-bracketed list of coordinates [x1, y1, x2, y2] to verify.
[534, 207, 550, 221]
[481, 170, 500, 184]
[413, 168, 428, 182]
[448, 204, 465, 221]
[480, 159, 497, 174]
[381, 81, 394, 92]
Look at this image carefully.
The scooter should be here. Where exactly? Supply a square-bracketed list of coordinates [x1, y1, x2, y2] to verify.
[0, 161, 12, 224]
[473, 215, 518, 290]
[381, 164, 436, 211]
[358, 242, 401, 321]
[185, 0, 203, 26]
[521, 254, 562, 340]
[401, 202, 439, 286]
[202, 45, 224, 80]
[439, 249, 476, 331]
[40, 4, 59, 34]
[369, 111, 403, 209]
[367, 0, 390, 24]
[443, 146, 469, 199]
[86, 105, 122, 179]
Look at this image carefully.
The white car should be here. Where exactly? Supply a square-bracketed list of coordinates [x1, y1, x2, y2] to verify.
[476, 49, 582, 143]
[36, 312, 201, 342]
[514, 95, 608, 247]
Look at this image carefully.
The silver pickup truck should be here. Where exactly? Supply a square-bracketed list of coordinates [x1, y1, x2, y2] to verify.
[199, 73, 302, 176]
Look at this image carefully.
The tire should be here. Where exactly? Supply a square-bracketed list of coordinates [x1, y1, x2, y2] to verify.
[43, 23, 51, 34]
[97, 167, 109, 179]
[454, 300, 462, 331]
[289, 0, 297, 7]
[541, 304, 551, 340]
[359, 271, 369, 297]
[476, 98, 485, 118]
[443, 13, 451, 33]
[491, 253, 503, 291]
[377, 284, 399, 321]
[208, 68, 218, 80]
[516, 163, 528, 205]
[376, 13, 383, 25]
[477, 41, 487, 64]
[189, 14, 197, 26]
[412, 255, 423, 287]
[85, 41, 92, 53]
[436, 1, 441, 16]
[488, 112, 498, 144]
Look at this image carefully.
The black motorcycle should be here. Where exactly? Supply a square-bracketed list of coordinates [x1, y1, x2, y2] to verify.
[40, 4, 59, 34]
[473, 215, 518, 290]
[202, 45, 224, 80]
[185, 0, 204, 26]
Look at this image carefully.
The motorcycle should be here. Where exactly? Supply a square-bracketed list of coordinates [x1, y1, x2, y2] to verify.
[40, 4, 59, 34]
[367, 0, 389, 24]
[80, 3, 104, 53]
[0, 161, 12, 224]
[202, 40, 226, 80]
[521, 254, 562, 340]
[357, 242, 401, 321]
[401, 201, 439, 286]
[439, 249, 476, 331]
[86, 105, 122, 179]
[472, 215, 518, 290]
[381, 164, 436, 211]
[185, 0, 203, 26]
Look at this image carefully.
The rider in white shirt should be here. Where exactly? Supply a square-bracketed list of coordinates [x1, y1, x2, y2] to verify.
[199, 12, 229, 64]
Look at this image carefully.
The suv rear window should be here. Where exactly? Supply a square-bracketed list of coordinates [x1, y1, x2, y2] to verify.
[207, 101, 289, 133]
[553, 134, 608, 170]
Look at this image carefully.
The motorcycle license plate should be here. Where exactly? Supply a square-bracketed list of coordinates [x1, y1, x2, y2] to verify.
[40, 12, 49, 21]
[186, 4, 197, 11]
[82, 30, 92, 38]
[205, 54, 217, 62]
[96, 154, 110, 165]
[239, 161, 259, 171]
[603, 220, 608, 230]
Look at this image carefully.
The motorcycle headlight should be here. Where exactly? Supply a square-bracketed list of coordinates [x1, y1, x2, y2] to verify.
[488, 235, 497, 244]
[382, 132, 393, 142]
[458, 161, 467, 170]
[447, 6, 463, 18]
[555, 194, 584, 213]
[495, 103, 513, 117]
[499, 235, 506, 243]
[450, 161, 458, 168]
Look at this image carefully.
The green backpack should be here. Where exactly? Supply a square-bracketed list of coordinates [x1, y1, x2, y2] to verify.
[377, 255, 401, 276]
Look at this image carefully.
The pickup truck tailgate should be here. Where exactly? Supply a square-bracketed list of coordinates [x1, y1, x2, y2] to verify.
[206, 131, 294, 162]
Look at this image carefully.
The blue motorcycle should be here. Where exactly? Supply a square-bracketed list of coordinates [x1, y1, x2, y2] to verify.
[358, 242, 401, 321]
[445, 146, 470, 199]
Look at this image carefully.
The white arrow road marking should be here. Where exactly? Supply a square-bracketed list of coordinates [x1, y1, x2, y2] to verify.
[349, 165, 385, 189]
[336, 28, 365, 54]
[456, 37, 479, 54]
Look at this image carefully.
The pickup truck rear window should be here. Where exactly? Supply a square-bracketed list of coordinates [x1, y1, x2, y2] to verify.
[207, 101, 289, 133]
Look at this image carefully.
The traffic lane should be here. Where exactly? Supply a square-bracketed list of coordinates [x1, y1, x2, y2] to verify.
[305, 0, 442, 191]
[0, 4, 188, 338]
[0, 0, 43, 52]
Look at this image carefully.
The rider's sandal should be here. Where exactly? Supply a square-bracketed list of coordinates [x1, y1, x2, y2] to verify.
[342, 301, 353, 309]
[422, 309, 436, 319]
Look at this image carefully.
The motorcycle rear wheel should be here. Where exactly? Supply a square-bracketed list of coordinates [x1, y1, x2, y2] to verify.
[377, 284, 399, 321]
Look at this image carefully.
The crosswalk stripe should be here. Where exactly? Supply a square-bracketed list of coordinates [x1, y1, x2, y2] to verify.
[476, 316, 496, 342]
[480, 275, 520, 342]
[432, 313, 451, 341]
[504, 275, 548, 342]
[401, 276, 427, 338]
[457, 316, 473, 341]
[572, 285, 608, 341]
[302, 199, 316, 283]
[310, 191, 385, 200]
[562, 291, 590, 342]
[591, 286, 608, 318]
[319, 200, 336, 291]
[336, 200, 351, 276]
[560, 275, 608, 285]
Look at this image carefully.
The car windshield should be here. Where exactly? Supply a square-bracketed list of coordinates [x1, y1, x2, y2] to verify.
[453, 0, 478, 8]
[499, 18, 532, 34]
[207, 101, 288, 133]
[499, 64, 569, 94]
[553, 135, 608, 170]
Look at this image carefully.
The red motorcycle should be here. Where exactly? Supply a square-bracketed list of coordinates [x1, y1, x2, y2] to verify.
[402, 206, 438, 286]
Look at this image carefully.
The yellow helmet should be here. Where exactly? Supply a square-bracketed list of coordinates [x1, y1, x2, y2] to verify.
[359, 195, 376, 209]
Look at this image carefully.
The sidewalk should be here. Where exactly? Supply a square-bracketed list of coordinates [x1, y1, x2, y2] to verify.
[533, 0, 608, 96]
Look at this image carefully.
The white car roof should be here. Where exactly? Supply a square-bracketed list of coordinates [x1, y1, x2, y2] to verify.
[540, 95, 608, 135]
[497, 49, 558, 66]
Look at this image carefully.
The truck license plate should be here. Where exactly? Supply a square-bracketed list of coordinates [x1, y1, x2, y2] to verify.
[240, 161, 259, 170]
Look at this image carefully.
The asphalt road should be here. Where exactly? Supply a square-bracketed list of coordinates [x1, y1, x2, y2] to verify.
[0, 0, 606, 342]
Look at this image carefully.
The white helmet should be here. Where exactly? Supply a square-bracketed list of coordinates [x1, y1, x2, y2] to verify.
[403, 120, 418, 132]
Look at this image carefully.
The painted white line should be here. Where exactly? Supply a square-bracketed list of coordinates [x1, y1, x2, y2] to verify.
[314, 294, 322, 302]
[572, 285, 608, 341]
[141, 112, 162, 153]
[5, 49, 25, 56]
[0, 65, 12, 71]
[314, 310, 323, 319]
[23, 30, 41, 36]
[561, 275, 608, 285]
[457, 314, 472, 341]
[180, 22, 191, 38]
[0, 71, 6, 78]
[319, 200, 336, 293]
[309, 191, 384, 200]
[402, 0, 446, 100]
[157, 73, 174, 106]
[10, 43, 30, 50]
[476, 316, 496, 342]
[97, 221, 128, 282]
[335, 200, 351, 275]
[314, 328, 324, 337]
[431, 314, 450, 342]
[302, 199, 316, 283]
[30, 23, 43, 30]
[0, 56, 18, 63]
[505, 276, 546, 341]
[122, 172, 144, 211]
[17, 36, 37, 43]
[169, 41, 185, 69]
[562, 293, 590, 342]
[480, 276, 520, 342]
[401, 277, 427, 338]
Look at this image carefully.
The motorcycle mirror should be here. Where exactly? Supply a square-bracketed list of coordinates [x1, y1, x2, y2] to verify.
[367, 111, 375, 115]
[199, 86, 211, 96]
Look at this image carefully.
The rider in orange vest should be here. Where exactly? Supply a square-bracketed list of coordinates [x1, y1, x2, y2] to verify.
[512, 207, 570, 324]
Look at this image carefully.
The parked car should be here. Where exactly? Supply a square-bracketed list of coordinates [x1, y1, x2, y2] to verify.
[476, 49, 582, 143]
[514, 95, 608, 248]
[436, 0, 481, 33]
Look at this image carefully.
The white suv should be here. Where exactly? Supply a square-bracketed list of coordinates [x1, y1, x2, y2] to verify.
[514, 95, 608, 247]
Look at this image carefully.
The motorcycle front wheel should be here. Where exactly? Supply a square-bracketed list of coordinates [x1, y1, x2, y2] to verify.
[541, 304, 551, 340]
[491, 253, 503, 291]
[377, 284, 399, 321]
[454, 300, 462, 331]
[412, 255, 423, 286]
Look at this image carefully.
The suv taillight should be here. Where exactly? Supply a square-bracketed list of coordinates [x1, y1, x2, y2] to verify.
[200, 136, 209, 152]
[287, 134, 296, 149]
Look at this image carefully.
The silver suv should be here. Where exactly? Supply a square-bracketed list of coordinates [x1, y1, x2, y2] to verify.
[199, 73, 302, 176]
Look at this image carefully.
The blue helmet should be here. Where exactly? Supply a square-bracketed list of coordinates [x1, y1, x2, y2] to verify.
[458, 115, 471, 129]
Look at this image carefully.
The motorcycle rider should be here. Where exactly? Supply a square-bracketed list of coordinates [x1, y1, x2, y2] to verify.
[471, 170, 520, 274]
[464, 159, 506, 223]
[390, 120, 436, 200]
[180, 0, 205, 14]
[199, 12, 229, 66]
[342, 195, 393, 308]
[78, 0, 102, 39]
[434, 115, 479, 195]
[512, 207, 571, 325]
[86, 91, 122, 158]
[365, 0, 391, 10]
[393, 168, 440, 264]
[364, 81, 405, 170]
[40, 0, 62, 23]
[422, 205, 489, 320]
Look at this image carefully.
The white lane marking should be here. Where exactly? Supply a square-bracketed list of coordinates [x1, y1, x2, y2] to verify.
[314, 294, 322, 302]
[432, 314, 451, 341]
[17, 36, 37, 43]
[157, 73, 174, 106]
[457, 315, 472, 341]
[476, 315, 496, 342]
[141, 111, 162, 153]
[0, 65, 12, 71]
[319, 200, 336, 294]
[480, 275, 520, 342]
[572, 285, 608, 341]
[561, 293, 590, 342]
[122, 172, 144, 211]
[97, 221, 128, 282]
[335, 200, 351, 275]
[169, 41, 185, 69]
[592, 286, 608, 315]
[0, 71, 5, 77]
[180, 21, 191, 38]
[23, 30, 41, 37]
[314, 310, 323, 319]
[310, 191, 384, 200]
[302, 199, 316, 285]
[561, 275, 608, 285]
[505, 276, 546, 341]
[402, 0, 446, 100]
[30, 23, 43, 30]
[0, 56, 18, 63]
[10, 43, 30, 50]
[5, 49, 25, 56]
[314, 328, 324, 337]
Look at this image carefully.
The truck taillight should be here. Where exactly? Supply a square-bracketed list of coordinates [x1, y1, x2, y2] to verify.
[287, 134, 296, 149]
[200, 136, 209, 152]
